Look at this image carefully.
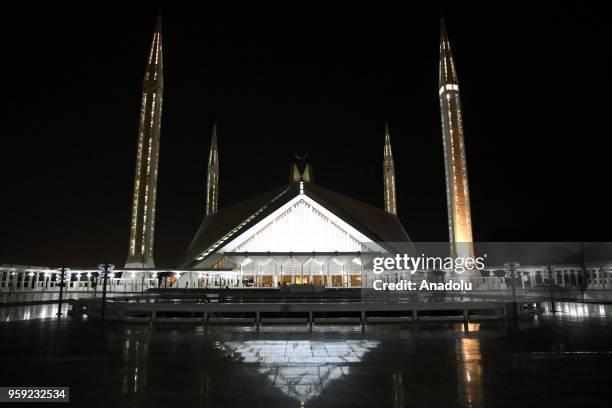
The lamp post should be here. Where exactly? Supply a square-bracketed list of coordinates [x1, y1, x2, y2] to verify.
[579, 242, 587, 303]
[9, 272, 15, 296]
[548, 265, 556, 313]
[98, 261, 114, 321]
[505, 262, 520, 319]
[56, 266, 70, 317]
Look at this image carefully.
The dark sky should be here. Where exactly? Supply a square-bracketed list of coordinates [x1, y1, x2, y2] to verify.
[1, 2, 609, 268]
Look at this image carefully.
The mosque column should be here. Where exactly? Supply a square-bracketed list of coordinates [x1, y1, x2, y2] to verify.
[560, 271, 566, 286]
[320, 264, 325, 287]
[345, 266, 350, 287]
[19, 272, 25, 291]
[344, 265, 349, 287]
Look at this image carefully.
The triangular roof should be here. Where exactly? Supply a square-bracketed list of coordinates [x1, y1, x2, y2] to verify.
[180, 182, 411, 268]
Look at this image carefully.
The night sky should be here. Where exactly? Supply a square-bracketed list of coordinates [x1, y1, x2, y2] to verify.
[1, 2, 609, 268]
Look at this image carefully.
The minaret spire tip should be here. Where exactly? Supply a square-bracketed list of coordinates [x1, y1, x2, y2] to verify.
[152, 16, 162, 39]
[206, 124, 220, 216]
[383, 121, 397, 215]
[439, 18, 457, 87]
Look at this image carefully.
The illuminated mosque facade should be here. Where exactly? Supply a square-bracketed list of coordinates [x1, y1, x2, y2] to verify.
[120, 18, 474, 288]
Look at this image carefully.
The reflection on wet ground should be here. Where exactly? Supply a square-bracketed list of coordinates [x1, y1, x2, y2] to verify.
[222, 340, 379, 402]
[0, 303, 66, 321]
[0, 292, 89, 303]
[0, 302, 611, 407]
[0, 292, 136, 304]
[0, 293, 135, 322]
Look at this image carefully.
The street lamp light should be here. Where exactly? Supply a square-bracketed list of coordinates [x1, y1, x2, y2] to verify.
[56, 266, 70, 317]
[98, 261, 115, 321]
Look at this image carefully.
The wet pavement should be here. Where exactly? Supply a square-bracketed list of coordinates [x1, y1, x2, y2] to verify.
[0, 292, 95, 305]
[0, 302, 611, 407]
[0, 302, 64, 321]
[0, 292, 138, 304]
[0, 292, 125, 322]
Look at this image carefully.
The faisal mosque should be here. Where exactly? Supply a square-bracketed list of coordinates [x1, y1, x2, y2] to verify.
[121, 18, 474, 288]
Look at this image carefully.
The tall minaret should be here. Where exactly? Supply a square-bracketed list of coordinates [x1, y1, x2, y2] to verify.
[126, 18, 164, 268]
[439, 20, 474, 258]
[383, 121, 397, 215]
[205, 124, 219, 215]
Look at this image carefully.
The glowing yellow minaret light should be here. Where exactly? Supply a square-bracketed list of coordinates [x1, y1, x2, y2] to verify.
[126, 18, 164, 268]
[205, 124, 219, 215]
[383, 121, 397, 215]
[439, 20, 474, 259]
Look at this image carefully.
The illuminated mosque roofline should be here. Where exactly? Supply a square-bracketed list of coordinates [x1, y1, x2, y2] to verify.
[181, 179, 412, 268]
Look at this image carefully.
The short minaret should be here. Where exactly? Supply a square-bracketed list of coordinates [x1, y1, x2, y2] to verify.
[302, 164, 314, 183]
[289, 164, 301, 183]
[126, 18, 164, 269]
[439, 20, 474, 258]
[205, 124, 219, 216]
[383, 121, 397, 215]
